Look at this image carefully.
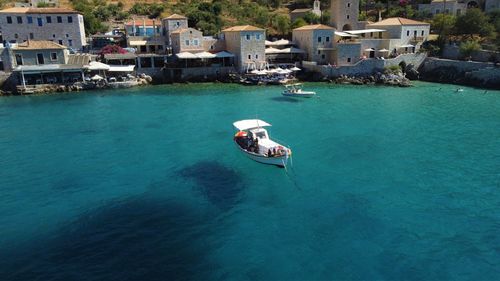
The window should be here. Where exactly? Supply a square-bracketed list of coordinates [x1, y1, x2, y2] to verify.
[37, 53, 44, 64]
[29, 33, 34, 39]
[176, 21, 180, 26]
[57, 16, 62, 23]
[406, 30, 410, 36]
[53, 34, 56, 38]
[17, 16, 22, 24]
[347, 15, 350, 19]
[68, 39, 72, 46]
[14, 33, 19, 39]
[256, 34, 261, 40]
[456, 9, 461, 15]
[58, 40, 63, 45]
[37, 17, 43, 26]
[255, 54, 258, 59]
[347, 3, 351, 7]
[51, 52, 57, 60]
[193, 39, 199, 46]
[6, 16, 12, 24]
[321, 54, 325, 59]
[326, 36, 330, 42]
[65, 34, 69, 38]
[246, 34, 251, 40]
[67, 16, 72, 23]
[247, 54, 251, 60]
[414, 30, 417, 37]
[185, 40, 189, 46]
[436, 9, 440, 13]
[317, 50, 321, 54]
[157, 45, 163, 50]
[421, 30, 424, 36]
[27, 16, 33, 24]
[347, 57, 351, 62]
[46, 16, 51, 23]
[15, 54, 23, 65]
[318, 37, 322, 42]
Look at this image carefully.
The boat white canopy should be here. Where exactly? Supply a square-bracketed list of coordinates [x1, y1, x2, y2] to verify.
[233, 119, 271, 131]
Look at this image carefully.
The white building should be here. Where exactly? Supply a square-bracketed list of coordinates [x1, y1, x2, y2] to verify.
[0, 7, 86, 51]
[418, 0, 468, 16]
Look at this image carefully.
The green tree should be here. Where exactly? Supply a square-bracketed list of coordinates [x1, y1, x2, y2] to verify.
[273, 14, 290, 36]
[291, 18, 307, 29]
[432, 13, 455, 46]
[455, 8, 494, 39]
[303, 11, 320, 24]
[459, 40, 480, 60]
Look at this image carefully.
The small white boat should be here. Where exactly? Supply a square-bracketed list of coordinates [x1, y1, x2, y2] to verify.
[233, 119, 292, 168]
[282, 83, 316, 98]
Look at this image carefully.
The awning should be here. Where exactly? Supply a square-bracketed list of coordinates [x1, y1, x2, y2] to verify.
[266, 39, 290, 46]
[129, 40, 147, 46]
[195, 51, 216, 59]
[108, 65, 135, 72]
[233, 119, 271, 131]
[176, 52, 198, 59]
[399, 44, 414, 48]
[281, 47, 306, 54]
[86, 61, 110, 71]
[345, 29, 385, 35]
[335, 31, 358, 37]
[215, 51, 234, 58]
[265, 47, 282, 54]
[14, 64, 84, 73]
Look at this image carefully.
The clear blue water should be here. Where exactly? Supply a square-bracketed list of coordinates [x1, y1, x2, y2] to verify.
[0, 82, 499, 280]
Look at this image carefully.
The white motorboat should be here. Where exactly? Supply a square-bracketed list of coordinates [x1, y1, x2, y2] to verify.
[233, 119, 292, 168]
[282, 83, 316, 97]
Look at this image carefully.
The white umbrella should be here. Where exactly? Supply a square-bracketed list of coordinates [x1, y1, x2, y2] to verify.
[378, 48, 389, 52]
[256, 70, 268, 75]
[364, 48, 375, 51]
[291, 66, 301, 71]
[196, 51, 216, 59]
[87, 61, 110, 71]
[91, 74, 104, 81]
[250, 69, 260, 74]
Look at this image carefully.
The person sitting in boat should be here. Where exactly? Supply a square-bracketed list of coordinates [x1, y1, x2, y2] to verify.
[272, 148, 277, 156]
[267, 148, 273, 157]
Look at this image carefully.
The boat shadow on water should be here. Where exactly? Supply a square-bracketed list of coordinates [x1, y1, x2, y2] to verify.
[270, 96, 302, 103]
[178, 161, 246, 211]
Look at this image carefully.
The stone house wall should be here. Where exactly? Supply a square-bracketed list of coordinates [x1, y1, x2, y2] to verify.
[171, 28, 204, 54]
[0, 12, 86, 50]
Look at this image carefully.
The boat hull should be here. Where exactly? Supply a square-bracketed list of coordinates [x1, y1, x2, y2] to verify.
[235, 143, 289, 167]
[282, 91, 315, 98]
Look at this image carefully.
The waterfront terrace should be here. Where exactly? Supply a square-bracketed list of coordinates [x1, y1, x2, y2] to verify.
[0, 7, 86, 51]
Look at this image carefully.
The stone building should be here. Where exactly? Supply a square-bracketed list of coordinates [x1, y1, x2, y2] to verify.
[0, 7, 86, 51]
[125, 18, 164, 54]
[418, 0, 468, 16]
[222, 25, 265, 72]
[292, 24, 335, 65]
[290, 0, 321, 22]
[170, 28, 205, 54]
[162, 14, 189, 46]
[0, 8, 87, 50]
[330, 0, 359, 30]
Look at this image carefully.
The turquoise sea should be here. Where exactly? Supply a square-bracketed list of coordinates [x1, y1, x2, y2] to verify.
[0, 82, 499, 280]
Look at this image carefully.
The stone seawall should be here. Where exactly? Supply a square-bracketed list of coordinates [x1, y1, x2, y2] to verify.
[304, 53, 427, 78]
[419, 58, 500, 89]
